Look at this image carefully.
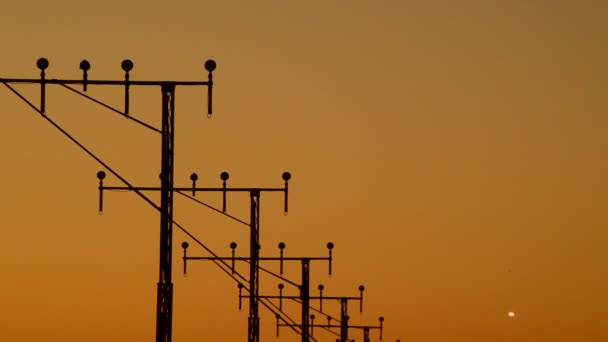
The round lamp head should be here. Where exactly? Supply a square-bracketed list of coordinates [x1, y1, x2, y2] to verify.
[80, 60, 90, 71]
[97, 171, 106, 180]
[37, 58, 49, 70]
[204, 59, 217, 72]
[121, 59, 134, 72]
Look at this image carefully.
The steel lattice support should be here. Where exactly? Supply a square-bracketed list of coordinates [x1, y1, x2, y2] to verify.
[301, 259, 311, 342]
[248, 190, 261, 342]
[2, 58, 216, 342]
[171, 175, 290, 342]
[363, 327, 371, 342]
[157, 83, 176, 342]
[340, 298, 349, 342]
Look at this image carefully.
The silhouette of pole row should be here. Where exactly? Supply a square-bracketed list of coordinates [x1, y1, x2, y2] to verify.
[101, 171, 291, 342]
[2, 58, 401, 342]
[2, 57, 216, 342]
[183, 238, 387, 342]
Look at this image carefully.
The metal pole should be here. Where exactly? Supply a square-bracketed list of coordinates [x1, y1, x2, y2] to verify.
[340, 298, 348, 342]
[248, 190, 261, 342]
[301, 259, 311, 342]
[156, 82, 175, 342]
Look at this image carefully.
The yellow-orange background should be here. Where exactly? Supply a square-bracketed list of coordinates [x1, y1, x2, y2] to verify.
[1, 1, 607, 341]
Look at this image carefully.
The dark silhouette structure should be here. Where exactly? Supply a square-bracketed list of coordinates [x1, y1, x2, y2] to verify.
[2, 57, 216, 342]
[184, 240, 334, 342]
[177, 173, 291, 342]
[2, 58, 396, 342]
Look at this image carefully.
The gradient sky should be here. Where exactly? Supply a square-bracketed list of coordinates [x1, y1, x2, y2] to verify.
[1, 1, 607, 341]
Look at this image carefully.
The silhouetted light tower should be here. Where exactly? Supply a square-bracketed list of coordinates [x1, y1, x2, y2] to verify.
[2, 57, 216, 342]
[268, 242, 334, 342]
[184, 241, 334, 342]
[283, 284, 384, 342]
[114, 171, 290, 342]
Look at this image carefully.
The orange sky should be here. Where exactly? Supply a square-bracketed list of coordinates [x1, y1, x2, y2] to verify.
[1, 1, 607, 341]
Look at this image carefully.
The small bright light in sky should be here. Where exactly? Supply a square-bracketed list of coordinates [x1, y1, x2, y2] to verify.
[508, 312, 515, 317]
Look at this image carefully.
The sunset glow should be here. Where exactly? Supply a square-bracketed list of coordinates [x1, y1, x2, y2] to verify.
[1, 1, 607, 342]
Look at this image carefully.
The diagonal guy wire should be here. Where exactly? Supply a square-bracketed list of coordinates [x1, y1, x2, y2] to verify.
[58, 83, 162, 134]
[175, 190, 249, 226]
[3, 81, 160, 211]
[3, 81, 311, 340]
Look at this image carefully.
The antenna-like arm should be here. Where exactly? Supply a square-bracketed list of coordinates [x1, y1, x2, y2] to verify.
[278, 242, 286, 274]
[220, 171, 229, 212]
[327, 242, 334, 275]
[359, 285, 365, 312]
[204, 59, 216, 116]
[37, 58, 48, 114]
[230, 242, 237, 274]
[96, 171, 106, 214]
[318, 284, 325, 311]
[278, 283, 284, 310]
[121, 59, 133, 115]
[190, 173, 198, 196]
[181, 242, 189, 276]
[80, 60, 90, 91]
